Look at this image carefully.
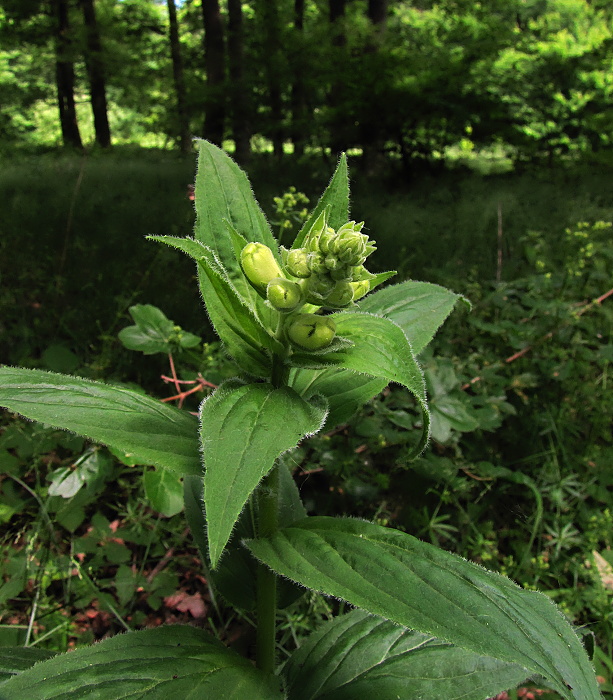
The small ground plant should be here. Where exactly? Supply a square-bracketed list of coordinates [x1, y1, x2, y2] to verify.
[0, 142, 601, 699]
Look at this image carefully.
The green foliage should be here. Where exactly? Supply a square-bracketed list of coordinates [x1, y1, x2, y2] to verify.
[0, 142, 603, 699]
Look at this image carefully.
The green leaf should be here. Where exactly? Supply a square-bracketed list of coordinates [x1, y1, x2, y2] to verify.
[283, 609, 531, 700]
[290, 313, 429, 456]
[194, 140, 277, 278]
[247, 517, 600, 700]
[184, 463, 306, 612]
[117, 304, 175, 355]
[201, 380, 327, 568]
[0, 367, 200, 476]
[357, 280, 468, 355]
[0, 626, 283, 699]
[293, 154, 349, 249]
[143, 468, 184, 517]
[48, 447, 113, 498]
[290, 367, 387, 428]
[148, 235, 280, 377]
[0, 647, 56, 683]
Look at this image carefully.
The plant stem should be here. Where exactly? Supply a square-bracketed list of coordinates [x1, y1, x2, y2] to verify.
[256, 463, 279, 674]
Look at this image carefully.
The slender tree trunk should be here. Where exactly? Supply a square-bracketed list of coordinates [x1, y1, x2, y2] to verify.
[361, 0, 387, 171]
[52, 0, 83, 149]
[260, 0, 283, 158]
[80, 0, 111, 147]
[166, 0, 191, 153]
[201, 0, 226, 146]
[227, 0, 250, 163]
[290, 0, 306, 157]
[328, 0, 346, 155]
[367, 0, 387, 28]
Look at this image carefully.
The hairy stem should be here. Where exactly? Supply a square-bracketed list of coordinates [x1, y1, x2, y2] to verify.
[256, 463, 279, 674]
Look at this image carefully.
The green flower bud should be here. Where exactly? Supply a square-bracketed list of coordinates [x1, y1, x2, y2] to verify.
[241, 243, 283, 293]
[308, 253, 328, 276]
[330, 264, 352, 282]
[267, 278, 302, 312]
[350, 279, 371, 301]
[323, 280, 354, 308]
[317, 227, 336, 255]
[307, 273, 336, 299]
[287, 314, 336, 350]
[285, 248, 311, 278]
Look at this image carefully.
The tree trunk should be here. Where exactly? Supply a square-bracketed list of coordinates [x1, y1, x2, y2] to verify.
[367, 0, 387, 28]
[260, 0, 283, 158]
[361, 0, 387, 172]
[227, 0, 250, 163]
[201, 0, 226, 146]
[80, 0, 111, 147]
[52, 0, 83, 149]
[290, 0, 306, 157]
[166, 0, 191, 153]
[328, 0, 346, 155]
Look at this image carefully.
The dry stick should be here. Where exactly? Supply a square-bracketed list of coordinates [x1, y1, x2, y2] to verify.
[461, 286, 613, 391]
[146, 527, 190, 585]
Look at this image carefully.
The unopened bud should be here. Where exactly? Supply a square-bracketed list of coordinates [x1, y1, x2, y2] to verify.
[285, 249, 311, 278]
[287, 314, 336, 350]
[267, 278, 302, 312]
[240, 243, 283, 294]
[323, 281, 354, 308]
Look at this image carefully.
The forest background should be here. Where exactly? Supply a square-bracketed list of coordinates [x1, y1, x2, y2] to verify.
[1, 0, 613, 696]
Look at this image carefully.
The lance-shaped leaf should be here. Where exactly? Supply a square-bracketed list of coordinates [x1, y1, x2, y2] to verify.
[148, 235, 280, 377]
[290, 367, 387, 428]
[0, 625, 283, 699]
[184, 464, 306, 612]
[291, 312, 429, 456]
[0, 648, 56, 683]
[293, 154, 349, 249]
[0, 367, 200, 475]
[247, 517, 600, 700]
[283, 609, 532, 700]
[290, 282, 465, 427]
[357, 280, 468, 356]
[194, 140, 277, 274]
[201, 380, 327, 568]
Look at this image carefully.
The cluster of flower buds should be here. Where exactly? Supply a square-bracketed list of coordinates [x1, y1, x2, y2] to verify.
[285, 219, 376, 309]
[239, 219, 377, 351]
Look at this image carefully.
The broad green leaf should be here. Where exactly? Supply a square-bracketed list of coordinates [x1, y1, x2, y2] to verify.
[247, 517, 600, 700]
[293, 154, 349, 249]
[48, 447, 113, 498]
[184, 465, 306, 612]
[0, 367, 200, 476]
[201, 380, 327, 568]
[193, 140, 276, 275]
[118, 304, 202, 356]
[291, 313, 429, 456]
[143, 467, 184, 517]
[117, 304, 175, 355]
[0, 647, 56, 683]
[290, 367, 387, 428]
[357, 280, 468, 355]
[0, 625, 283, 699]
[283, 609, 531, 700]
[148, 235, 280, 377]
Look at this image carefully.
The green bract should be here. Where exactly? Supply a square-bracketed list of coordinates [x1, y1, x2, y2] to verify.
[287, 313, 337, 350]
